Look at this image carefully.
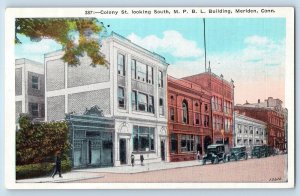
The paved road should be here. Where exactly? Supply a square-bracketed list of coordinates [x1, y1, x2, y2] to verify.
[74, 154, 287, 183]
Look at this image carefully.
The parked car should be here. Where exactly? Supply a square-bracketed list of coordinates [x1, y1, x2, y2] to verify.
[251, 145, 269, 158]
[228, 146, 248, 161]
[203, 144, 227, 165]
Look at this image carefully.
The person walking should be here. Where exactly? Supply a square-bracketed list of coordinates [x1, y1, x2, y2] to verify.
[140, 154, 144, 166]
[52, 151, 62, 178]
[131, 153, 135, 167]
[197, 151, 201, 161]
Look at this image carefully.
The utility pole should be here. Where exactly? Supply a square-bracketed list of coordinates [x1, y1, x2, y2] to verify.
[203, 18, 207, 72]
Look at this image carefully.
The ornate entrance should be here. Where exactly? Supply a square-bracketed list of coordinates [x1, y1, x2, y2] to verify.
[66, 105, 115, 168]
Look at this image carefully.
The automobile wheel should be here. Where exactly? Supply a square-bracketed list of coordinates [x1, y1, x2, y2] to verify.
[223, 157, 226, 163]
[203, 160, 206, 165]
[245, 154, 248, 160]
[235, 156, 238, 161]
[227, 157, 231, 162]
[214, 157, 219, 164]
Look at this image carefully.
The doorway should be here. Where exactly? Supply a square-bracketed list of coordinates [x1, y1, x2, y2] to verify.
[161, 140, 165, 161]
[119, 139, 127, 164]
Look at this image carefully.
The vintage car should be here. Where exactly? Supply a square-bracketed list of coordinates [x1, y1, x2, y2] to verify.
[203, 144, 227, 165]
[228, 146, 248, 161]
[251, 145, 269, 158]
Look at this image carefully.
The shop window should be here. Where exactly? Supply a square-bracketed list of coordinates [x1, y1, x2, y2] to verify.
[133, 126, 155, 152]
[180, 134, 194, 152]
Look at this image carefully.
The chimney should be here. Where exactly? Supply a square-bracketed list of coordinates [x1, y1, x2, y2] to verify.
[258, 99, 260, 103]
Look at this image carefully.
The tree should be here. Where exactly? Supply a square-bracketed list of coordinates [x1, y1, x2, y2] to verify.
[15, 18, 108, 67]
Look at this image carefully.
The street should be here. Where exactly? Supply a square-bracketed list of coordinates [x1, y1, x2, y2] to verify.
[72, 154, 287, 183]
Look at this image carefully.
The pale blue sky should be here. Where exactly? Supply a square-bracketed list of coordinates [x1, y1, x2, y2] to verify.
[15, 18, 286, 104]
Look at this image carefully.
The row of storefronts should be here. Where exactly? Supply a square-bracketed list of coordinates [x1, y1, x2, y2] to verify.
[16, 32, 286, 169]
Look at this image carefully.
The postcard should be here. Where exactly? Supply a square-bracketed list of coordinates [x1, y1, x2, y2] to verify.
[5, 7, 294, 189]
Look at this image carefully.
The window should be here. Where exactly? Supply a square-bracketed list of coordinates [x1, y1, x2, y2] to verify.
[131, 91, 137, 110]
[118, 87, 125, 109]
[117, 53, 125, 76]
[194, 113, 200, 125]
[138, 93, 148, 112]
[30, 103, 39, 117]
[147, 66, 153, 84]
[181, 134, 194, 152]
[158, 71, 163, 87]
[32, 76, 39, 89]
[159, 98, 164, 115]
[182, 100, 188, 124]
[131, 59, 136, 79]
[137, 61, 147, 82]
[133, 125, 155, 152]
[204, 104, 208, 112]
[170, 134, 178, 153]
[170, 107, 175, 121]
[204, 115, 209, 127]
[244, 126, 248, 134]
[250, 126, 253, 134]
[238, 124, 242, 133]
[148, 96, 154, 113]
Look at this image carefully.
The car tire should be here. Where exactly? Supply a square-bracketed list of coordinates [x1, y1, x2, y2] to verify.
[245, 154, 248, 160]
[235, 156, 238, 161]
[203, 160, 206, 165]
[214, 157, 219, 164]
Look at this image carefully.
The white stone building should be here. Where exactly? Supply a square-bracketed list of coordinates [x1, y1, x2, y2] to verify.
[45, 32, 169, 168]
[15, 58, 45, 125]
[234, 112, 267, 149]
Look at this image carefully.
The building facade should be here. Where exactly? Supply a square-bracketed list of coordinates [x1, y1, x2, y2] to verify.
[167, 76, 212, 162]
[234, 112, 267, 150]
[183, 71, 234, 149]
[45, 32, 169, 168]
[235, 100, 285, 151]
[15, 58, 45, 125]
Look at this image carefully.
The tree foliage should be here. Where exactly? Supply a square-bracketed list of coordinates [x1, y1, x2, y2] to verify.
[15, 18, 108, 67]
[16, 115, 71, 165]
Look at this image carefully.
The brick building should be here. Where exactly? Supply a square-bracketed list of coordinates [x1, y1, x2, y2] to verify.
[235, 98, 286, 151]
[15, 58, 45, 126]
[167, 76, 212, 162]
[183, 71, 234, 149]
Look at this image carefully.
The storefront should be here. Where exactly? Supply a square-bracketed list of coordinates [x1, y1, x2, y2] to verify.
[66, 106, 115, 168]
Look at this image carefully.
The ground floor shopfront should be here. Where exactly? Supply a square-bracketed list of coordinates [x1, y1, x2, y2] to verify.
[114, 118, 168, 166]
[168, 131, 213, 162]
[66, 106, 168, 168]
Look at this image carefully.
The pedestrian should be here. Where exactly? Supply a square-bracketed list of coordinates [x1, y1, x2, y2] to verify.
[140, 154, 144, 166]
[131, 153, 135, 167]
[51, 151, 62, 178]
[197, 151, 201, 161]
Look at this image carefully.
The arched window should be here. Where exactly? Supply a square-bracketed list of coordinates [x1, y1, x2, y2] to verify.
[182, 100, 189, 124]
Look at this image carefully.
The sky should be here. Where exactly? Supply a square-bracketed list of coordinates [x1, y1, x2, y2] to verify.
[15, 18, 286, 106]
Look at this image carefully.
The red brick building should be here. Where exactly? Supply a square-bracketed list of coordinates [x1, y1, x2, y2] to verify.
[167, 76, 212, 162]
[183, 72, 234, 148]
[234, 105, 285, 150]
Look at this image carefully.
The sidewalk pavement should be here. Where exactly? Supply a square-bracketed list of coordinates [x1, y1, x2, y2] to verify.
[17, 159, 203, 183]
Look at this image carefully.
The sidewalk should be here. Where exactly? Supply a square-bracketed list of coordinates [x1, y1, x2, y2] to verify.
[17, 160, 203, 183]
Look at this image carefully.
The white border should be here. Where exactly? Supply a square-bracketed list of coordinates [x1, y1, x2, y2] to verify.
[5, 7, 294, 189]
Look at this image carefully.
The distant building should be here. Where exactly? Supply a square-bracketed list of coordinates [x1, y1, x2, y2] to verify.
[45, 32, 169, 168]
[183, 71, 235, 149]
[15, 58, 45, 125]
[235, 97, 286, 151]
[234, 112, 267, 149]
[167, 75, 212, 162]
